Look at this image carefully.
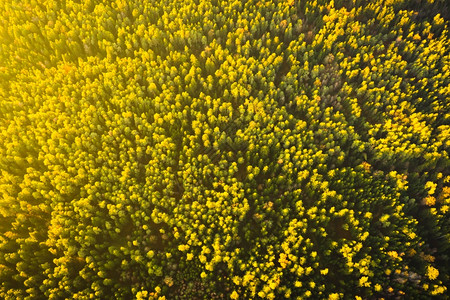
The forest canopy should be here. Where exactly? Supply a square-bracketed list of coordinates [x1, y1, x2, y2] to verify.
[0, 0, 449, 299]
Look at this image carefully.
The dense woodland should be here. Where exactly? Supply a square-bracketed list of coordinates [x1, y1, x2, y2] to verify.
[0, 0, 449, 299]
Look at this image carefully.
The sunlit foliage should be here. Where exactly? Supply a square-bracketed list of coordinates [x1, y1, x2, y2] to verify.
[0, 0, 449, 299]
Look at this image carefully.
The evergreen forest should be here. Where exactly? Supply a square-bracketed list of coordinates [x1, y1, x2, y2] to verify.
[0, 0, 449, 299]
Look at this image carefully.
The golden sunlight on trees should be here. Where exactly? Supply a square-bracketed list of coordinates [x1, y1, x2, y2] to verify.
[0, 0, 449, 298]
